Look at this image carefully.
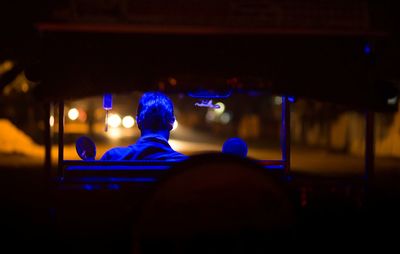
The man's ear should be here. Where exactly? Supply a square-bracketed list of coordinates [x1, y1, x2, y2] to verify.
[168, 116, 176, 131]
[136, 116, 142, 130]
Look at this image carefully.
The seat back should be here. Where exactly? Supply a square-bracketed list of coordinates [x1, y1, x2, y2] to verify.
[134, 153, 295, 254]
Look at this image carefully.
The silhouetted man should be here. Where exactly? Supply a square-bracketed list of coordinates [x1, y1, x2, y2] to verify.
[101, 92, 186, 161]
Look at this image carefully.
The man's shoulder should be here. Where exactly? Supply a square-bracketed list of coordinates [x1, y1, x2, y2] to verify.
[161, 151, 188, 161]
[101, 146, 135, 160]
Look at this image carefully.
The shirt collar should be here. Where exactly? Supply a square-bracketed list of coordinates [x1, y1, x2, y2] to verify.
[136, 134, 170, 147]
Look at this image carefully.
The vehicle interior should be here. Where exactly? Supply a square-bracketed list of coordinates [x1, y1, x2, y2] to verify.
[2, 1, 400, 253]
[31, 25, 398, 253]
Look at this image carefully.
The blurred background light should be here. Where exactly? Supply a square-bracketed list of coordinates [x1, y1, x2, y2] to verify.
[214, 102, 225, 114]
[273, 96, 282, 105]
[68, 108, 79, 121]
[220, 112, 232, 124]
[388, 96, 398, 105]
[206, 110, 217, 122]
[108, 113, 121, 128]
[168, 77, 177, 86]
[78, 109, 87, 122]
[49, 115, 54, 127]
[0, 60, 14, 75]
[21, 82, 29, 93]
[172, 120, 178, 131]
[107, 128, 121, 139]
[122, 115, 135, 128]
[364, 43, 372, 55]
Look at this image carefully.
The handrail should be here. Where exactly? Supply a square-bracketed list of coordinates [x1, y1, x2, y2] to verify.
[63, 159, 287, 171]
[63, 160, 182, 166]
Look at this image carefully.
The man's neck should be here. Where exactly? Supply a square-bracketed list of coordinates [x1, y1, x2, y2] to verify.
[140, 130, 170, 140]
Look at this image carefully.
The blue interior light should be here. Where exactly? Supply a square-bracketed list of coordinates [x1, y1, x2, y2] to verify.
[364, 43, 372, 55]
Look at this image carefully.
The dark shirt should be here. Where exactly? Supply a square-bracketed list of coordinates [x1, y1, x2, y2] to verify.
[101, 134, 187, 161]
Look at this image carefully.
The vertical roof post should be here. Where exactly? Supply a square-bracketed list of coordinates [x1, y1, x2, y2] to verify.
[44, 102, 52, 179]
[281, 96, 291, 175]
[365, 111, 375, 182]
[58, 101, 64, 178]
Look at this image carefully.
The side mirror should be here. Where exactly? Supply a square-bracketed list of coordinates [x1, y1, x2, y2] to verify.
[75, 136, 96, 160]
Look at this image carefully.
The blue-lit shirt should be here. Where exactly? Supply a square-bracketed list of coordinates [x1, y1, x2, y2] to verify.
[100, 134, 187, 161]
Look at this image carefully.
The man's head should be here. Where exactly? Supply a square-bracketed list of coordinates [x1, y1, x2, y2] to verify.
[136, 92, 175, 133]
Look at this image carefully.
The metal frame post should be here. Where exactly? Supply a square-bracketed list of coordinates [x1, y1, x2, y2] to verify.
[44, 102, 52, 178]
[58, 101, 64, 178]
[365, 111, 375, 181]
[281, 96, 291, 174]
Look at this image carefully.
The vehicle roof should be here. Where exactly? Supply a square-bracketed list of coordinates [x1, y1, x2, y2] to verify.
[25, 0, 399, 111]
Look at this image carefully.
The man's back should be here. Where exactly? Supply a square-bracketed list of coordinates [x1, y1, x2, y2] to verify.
[101, 134, 186, 161]
[101, 92, 186, 161]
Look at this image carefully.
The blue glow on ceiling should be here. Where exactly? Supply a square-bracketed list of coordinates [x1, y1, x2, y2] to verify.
[364, 43, 372, 55]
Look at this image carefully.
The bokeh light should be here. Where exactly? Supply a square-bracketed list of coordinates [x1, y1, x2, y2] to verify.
[273, 96, 282, 105]
[107, 128, 121, 139]
[0, 60, 14, 75]
[108, 113, 121, 128]
[122, 115, 135, 128]
[49, 115, 54, 127]
[21, 82, 29, 93]
[172, 120, 178, 131]
[68, 108, 79, 120]
[387, 96, 398, 105]
[78, 109, 87, 122]
[214, 102, 225, 114]
[220, 112, 232, 124]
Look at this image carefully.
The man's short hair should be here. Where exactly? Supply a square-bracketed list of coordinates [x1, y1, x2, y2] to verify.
[137, 92, 175, 131]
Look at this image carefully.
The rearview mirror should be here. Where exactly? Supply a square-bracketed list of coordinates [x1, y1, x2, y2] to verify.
[75, 136, 96, 160]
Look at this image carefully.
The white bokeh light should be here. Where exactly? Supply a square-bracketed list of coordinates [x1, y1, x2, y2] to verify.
[108, 113, 122, 128]
[172, 120, 178, 131]
[206, 110, 217, 122]
[49, 115, 55, 127]
[122, 115, 135, 128]
[220, 112, 231, 124]
[68, 108, 79, 120]
[214, 102, 225, 115]
[108, 128, 121, 139]
[388, 96, 398, 105]
[273, 96, 282, 105]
